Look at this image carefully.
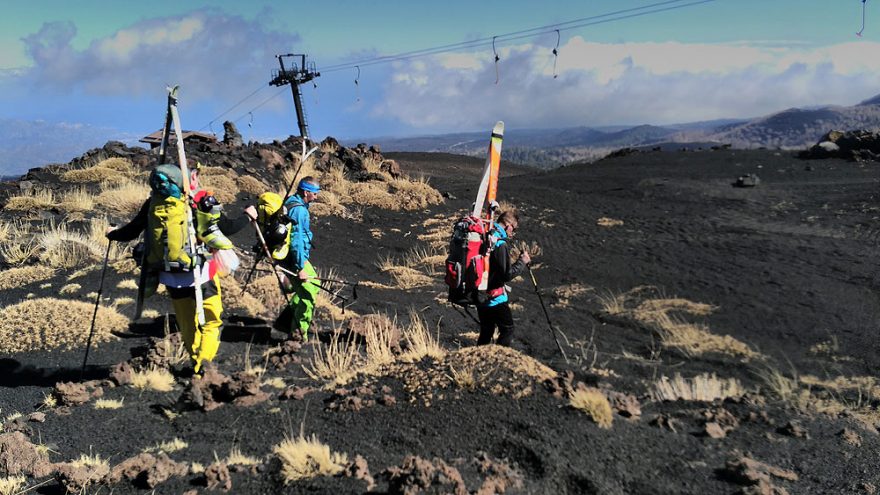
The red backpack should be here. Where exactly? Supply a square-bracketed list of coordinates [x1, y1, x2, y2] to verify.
[445, 215, 489, 306]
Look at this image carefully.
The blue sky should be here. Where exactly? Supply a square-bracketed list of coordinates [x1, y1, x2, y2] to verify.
[1, 0, 878, 143]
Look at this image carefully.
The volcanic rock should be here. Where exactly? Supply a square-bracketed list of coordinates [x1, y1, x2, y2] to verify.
[0, 432, 53, 477]
[204, 461, 232, 491]
[473, 452, 523, 495]
[257, 148, 285, 169]
[382, 455, 468, 495]
[777, 421, 809, 439]
[108, 452, 188, 489]
[55, 460, 110, 493]
[54, 381, 103, 407]
[223, 121, 243, 147]
[721, 456, 798, 491]
[344, 455, 375, 491]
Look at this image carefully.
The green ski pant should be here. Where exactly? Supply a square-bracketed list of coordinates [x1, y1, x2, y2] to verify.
[289, 261, 319, 337]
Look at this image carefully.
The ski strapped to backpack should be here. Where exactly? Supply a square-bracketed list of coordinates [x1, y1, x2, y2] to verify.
[168, 85, 206, 325]
[445, 121, 504, 307]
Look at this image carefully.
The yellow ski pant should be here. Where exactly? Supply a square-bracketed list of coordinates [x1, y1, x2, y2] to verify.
[170, 276, 223, 373]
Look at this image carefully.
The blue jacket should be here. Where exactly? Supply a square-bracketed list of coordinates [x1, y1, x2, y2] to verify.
[484, 222, 525, 307]
[284, 194, 312, 271]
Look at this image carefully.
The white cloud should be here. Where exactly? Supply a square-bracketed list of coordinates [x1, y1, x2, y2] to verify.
[375, 36, 880, 129]
[17, 11, 299, 103]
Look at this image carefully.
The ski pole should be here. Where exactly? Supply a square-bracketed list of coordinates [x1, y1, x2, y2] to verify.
[240, 250, 264, 295]
[526, 264, 568, 364]
[82, 240, 112, 377]
[281, 141, 320, 203]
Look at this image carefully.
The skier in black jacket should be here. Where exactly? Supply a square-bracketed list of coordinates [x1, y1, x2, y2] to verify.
[477, 209, 530, 346]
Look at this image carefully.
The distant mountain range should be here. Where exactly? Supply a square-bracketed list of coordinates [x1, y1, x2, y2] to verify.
[368, 94, 880, 168]
[0, 119, 138, 176]
[4, 93, 880, 175]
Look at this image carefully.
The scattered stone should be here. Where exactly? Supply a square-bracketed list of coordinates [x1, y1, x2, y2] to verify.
[721, 456, 798, 492]
[861, 482, 877, 494]
[2, 417, 32, 436]
[840, 428, 862, 447]
[380, 159, 402, 178]
[55, 460, 110, 494]
[27, 412, 46, 423]
[734, 173, 760, 188]
[344, 455, 376, 491]
[108, 452, 188, 489]
[279, 386, 314, 401]
[473, 452, 523, 495]
[702, 407, 739, 439]
[382, 456, 468, 495]
[606, 391, 641, 419]
[544, 370, 576, 398]
[109, 361, 134, 386]
[649, 414, 681, 433]
[204, 461, 232, 491]
[0, 431, 53, 477]
[379, 394, 397, 406]
[777, 421, 809, 439]
[799, 129, 880, 161]
[54, 381, 103, 407]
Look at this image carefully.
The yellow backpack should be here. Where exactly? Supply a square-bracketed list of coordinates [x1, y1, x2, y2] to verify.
[257, 192, 291, 260]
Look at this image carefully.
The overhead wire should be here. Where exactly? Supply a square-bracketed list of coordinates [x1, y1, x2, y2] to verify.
[318, 0, 716, 74]
[210, 0, 718, 132]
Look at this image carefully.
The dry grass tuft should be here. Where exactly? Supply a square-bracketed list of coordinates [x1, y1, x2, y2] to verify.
[599, 287, 756, 358]
[95, 180, 150, 216]
[59, 187, 95, 212]
[377, 254, 433, 289]
[0, 298, 125, 352]
[0, 476, 26, 495]
[70, 452, 110, 471]
[362, 314, 399, 370]
[272, 434, 347, 483]
[3, 189, 55, 211]
[130, 368, 175, 392]
[399, 310, 445, 362]
[200, 168, 239, 204]
[59, 283, 81, 295]
[117, 279, 138, 290]
[390, 176, 444, 210]
[551, 283, 593, 308]
[221, 275, 269, 318]
[144, 437, 188, 454]
[570, 388, 613, 428]
[61, 166, 120, 184]
[0, 266, 55, 290]
[448, 365, 476, 391]
[262, 377, 286, 389]
[597, 217, 624, 227]
[305, 331, 361, 385]
[227, 447, 261, 466]
[38, 222, 100, 269]
[651, 373, 745, 402]
[0, 238, 40, 266]
[236, 175, 268, 195]
[94, 398, 124, 410]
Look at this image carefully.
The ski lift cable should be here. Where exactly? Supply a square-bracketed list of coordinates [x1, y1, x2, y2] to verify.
[318, 0, 713, 73]
[230, 87, 288, 125]
[321, 0, 717, 74]
[198, 84, 269, 131]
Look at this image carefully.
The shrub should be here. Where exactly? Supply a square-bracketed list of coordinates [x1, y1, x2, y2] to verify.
[272, 434, 347, 483]
[236, 175, 268, 195]
[0, 298, 125, 352]
[60, 166, 120, 183]
[94, 398, 124, 409]
[3, 189, 55, 211]
[199, 170, 239, 204]
[304, 332, 361, 386]
[570, 388, 613, 428]
[95, 180, 150, 216]
[0, 266, 54, 290]
[399, 310, 445, 362]
[38, 223, 99, 269]
[0, 476, 26, 495]
[59, 187, 95, 212]
[130, 368, 175, 392]
[651, 373, 745, 402]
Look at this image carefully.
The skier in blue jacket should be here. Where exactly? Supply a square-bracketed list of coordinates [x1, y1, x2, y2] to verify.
[283, 177, 321, 341]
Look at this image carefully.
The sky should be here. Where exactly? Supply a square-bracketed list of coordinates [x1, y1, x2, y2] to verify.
[1, 0, 879, 144]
